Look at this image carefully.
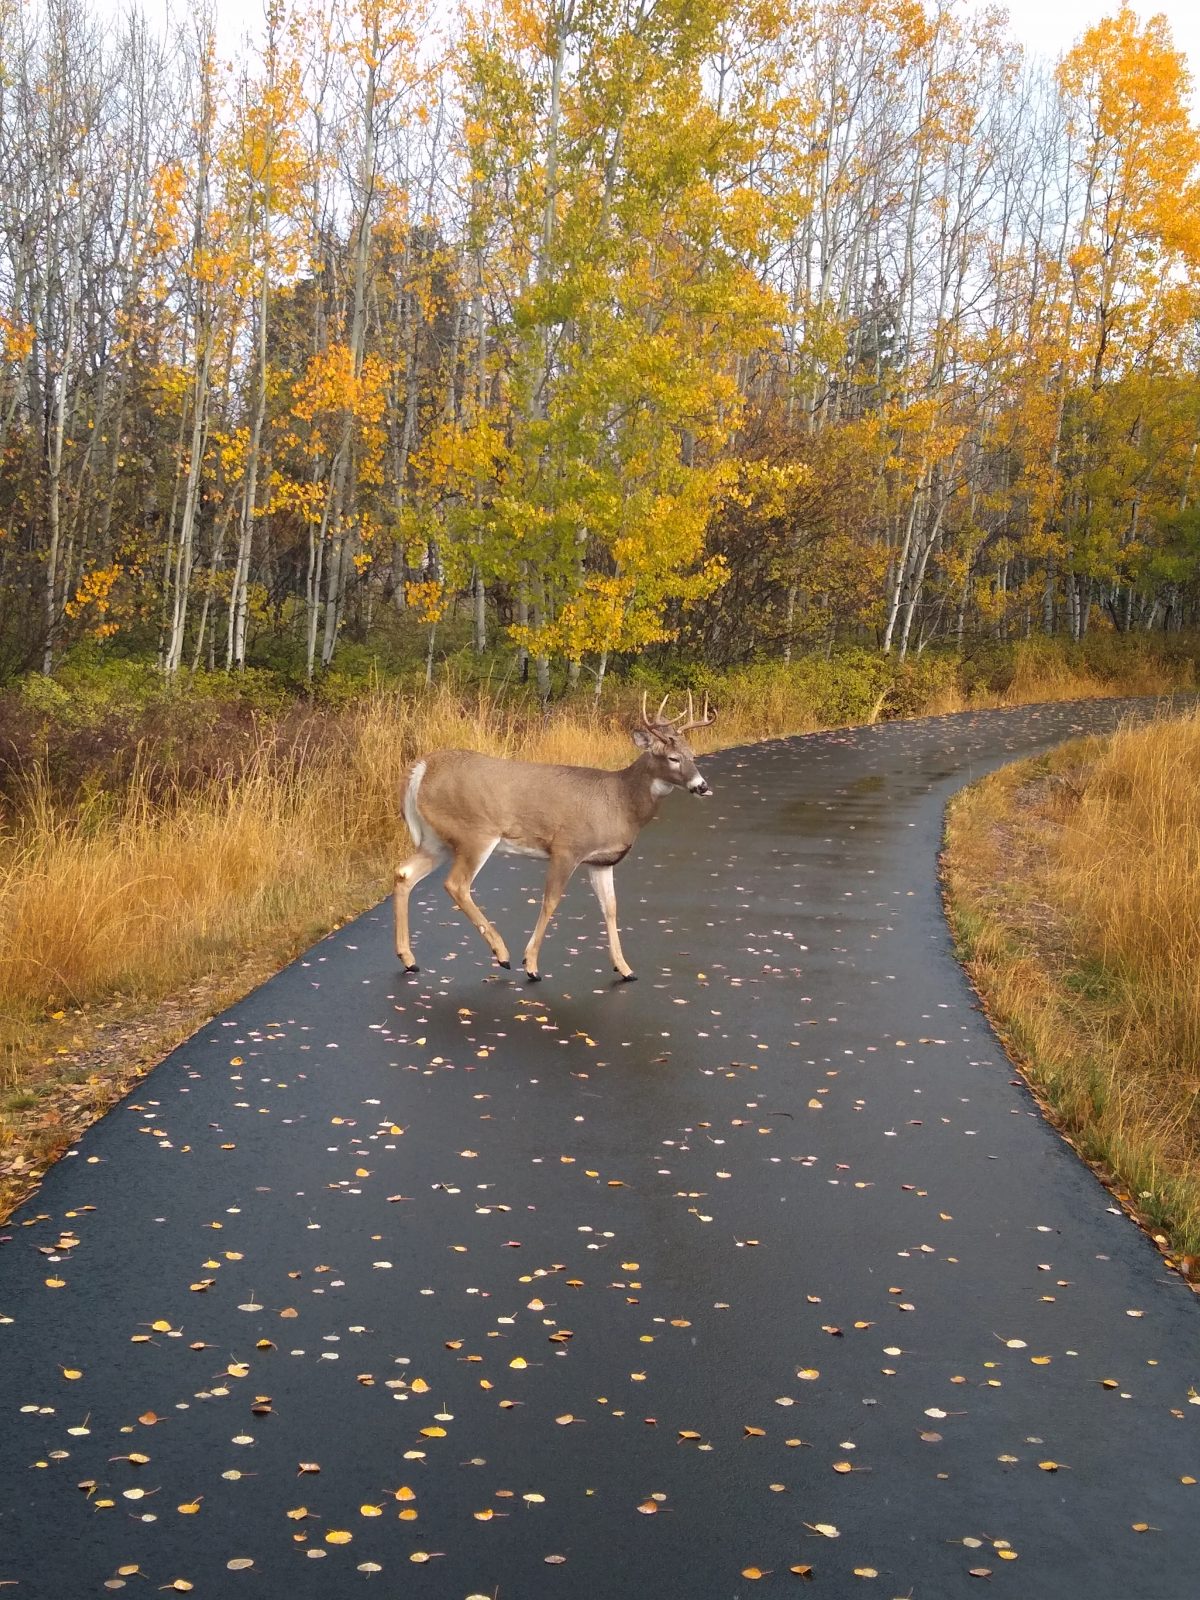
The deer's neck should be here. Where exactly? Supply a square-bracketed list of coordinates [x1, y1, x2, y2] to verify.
[620, 754, 670, 828]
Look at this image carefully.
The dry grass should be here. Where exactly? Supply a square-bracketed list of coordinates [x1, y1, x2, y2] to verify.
[944, 706, 1200, 1265]
[920, 641, 1184, 718]
[1002, 641, 1182, 703]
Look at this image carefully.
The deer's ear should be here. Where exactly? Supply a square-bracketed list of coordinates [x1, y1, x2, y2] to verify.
[631, 727, 655, 750]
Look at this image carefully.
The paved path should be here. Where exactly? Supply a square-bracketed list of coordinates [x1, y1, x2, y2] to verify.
[2, 701, 1198, 1600]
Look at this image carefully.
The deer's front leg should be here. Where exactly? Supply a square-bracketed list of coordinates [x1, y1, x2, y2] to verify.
[524, 853, 576, 981]
[588, 864, 635, 980]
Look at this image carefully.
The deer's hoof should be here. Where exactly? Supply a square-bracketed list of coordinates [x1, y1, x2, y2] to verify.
[525, 971, 543, 984]
[402, 963, 420, 975]
[497, 959, 511, 970]
[618, 970, 637, 982]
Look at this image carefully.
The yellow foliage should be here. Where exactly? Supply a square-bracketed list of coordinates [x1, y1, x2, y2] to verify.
[405, 578, 448, 623]
[64, 566, 123, 639]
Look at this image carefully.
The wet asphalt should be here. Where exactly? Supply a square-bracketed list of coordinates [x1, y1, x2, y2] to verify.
[1, 699, 1198, 1600]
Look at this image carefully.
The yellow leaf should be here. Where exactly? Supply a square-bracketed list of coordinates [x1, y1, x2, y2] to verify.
[325, 1530, 352, 1544]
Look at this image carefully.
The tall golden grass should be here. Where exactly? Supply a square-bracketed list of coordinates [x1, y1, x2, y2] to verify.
[945, 706, 1200, 1259]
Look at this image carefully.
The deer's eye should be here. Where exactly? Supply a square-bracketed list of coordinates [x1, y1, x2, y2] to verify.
[668, 755, 681, 766]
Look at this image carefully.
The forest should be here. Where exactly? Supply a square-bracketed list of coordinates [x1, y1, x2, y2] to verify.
[2, 0, 1199, 693]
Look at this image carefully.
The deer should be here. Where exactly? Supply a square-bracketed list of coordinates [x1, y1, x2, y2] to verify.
[393, 692, 716, 982]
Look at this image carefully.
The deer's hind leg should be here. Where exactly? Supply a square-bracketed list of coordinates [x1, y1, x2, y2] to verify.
[394, 845, 445, 972]
[444, 839, 512, 969]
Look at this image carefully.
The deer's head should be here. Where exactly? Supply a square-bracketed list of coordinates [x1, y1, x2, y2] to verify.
[632, 691, 717, 796]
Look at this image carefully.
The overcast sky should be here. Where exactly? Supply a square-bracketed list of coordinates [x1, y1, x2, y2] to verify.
[94, 0, 1200, 101]
[998, 0, 1199, 78]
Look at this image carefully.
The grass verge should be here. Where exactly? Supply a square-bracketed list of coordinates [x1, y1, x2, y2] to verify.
[942, 707, 1200, 1274]
[1, 640, 1195, 1221]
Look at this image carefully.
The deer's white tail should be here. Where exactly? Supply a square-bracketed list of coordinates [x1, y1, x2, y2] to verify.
[403, 759, 428, 847]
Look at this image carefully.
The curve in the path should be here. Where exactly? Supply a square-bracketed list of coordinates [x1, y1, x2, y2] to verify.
[1, 699, 1198, 1600]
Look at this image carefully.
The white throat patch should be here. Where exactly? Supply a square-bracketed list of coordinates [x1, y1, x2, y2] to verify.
[650, 778, 674, 798]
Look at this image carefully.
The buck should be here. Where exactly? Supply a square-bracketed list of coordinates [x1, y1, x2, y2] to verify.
[394, 692, 716, 981]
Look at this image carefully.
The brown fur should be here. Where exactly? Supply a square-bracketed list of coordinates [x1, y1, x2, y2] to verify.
[393, 708, 713, 981]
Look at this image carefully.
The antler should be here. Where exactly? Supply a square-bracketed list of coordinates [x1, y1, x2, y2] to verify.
[640, 690, 677, 732]
[676, 690, 716, 732]
[640, 690, 715, 734]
